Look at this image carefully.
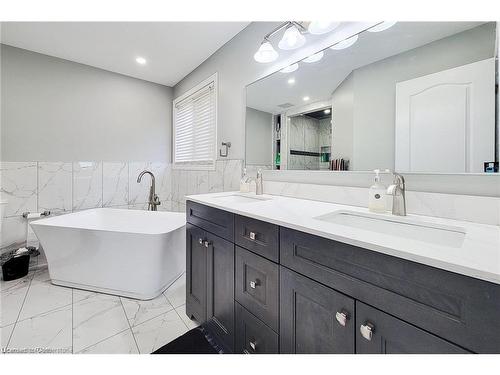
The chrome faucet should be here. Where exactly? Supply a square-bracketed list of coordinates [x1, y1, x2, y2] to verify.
[255, 169, 263, 195]
[137, 170, 161, 211]
[386, 172, 406, 216]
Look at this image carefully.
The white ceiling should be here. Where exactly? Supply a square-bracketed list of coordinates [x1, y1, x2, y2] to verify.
[0, 22, 250, 86]
[247, 22, 487, 114]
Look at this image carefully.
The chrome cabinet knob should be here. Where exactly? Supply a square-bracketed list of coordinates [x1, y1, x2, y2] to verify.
[335, 309, 350, 327]
[249, 280, 259, 289]
[249, 231, 256, 240]
[249, 340, 257, 351]
[203, 240, 211, 248]
[198, 238, 203, 245]
[360, 322, 375, 341]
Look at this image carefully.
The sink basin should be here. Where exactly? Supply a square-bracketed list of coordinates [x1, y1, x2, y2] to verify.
[314, 210, 466, 248]
[213, 194, 272, 204]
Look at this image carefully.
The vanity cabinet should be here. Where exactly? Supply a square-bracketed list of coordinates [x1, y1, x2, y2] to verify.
[186, 200, 500, 354]
[355, 302, 468, 354]
[280, 267, 355, 354]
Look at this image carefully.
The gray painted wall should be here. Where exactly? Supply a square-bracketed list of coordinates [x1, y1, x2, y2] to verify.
[245, 107, 272, 166]
[1, 44, 173, 162]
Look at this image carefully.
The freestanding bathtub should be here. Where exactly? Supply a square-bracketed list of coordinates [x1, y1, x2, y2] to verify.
[30, 208, 186, 300]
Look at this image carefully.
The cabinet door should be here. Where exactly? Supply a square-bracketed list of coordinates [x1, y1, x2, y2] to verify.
[206, 231, 235, 352]
[186, 223, 207, 323]
[356, 302, 469, 354]
[280, 267, 355, 354]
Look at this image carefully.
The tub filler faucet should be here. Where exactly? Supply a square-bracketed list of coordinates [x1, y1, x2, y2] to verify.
[137, 170, 161, 211]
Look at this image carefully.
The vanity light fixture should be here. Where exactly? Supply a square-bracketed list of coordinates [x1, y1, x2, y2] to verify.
[330, 35, 358, 50]
[308, 21, 340, 35]
[254, 40, 279, 63]
[280, 63, 299, 73]
[288, 77, 296, 85]
[278, 23, 306, 50]
[303, 96, 310, 101]
[368, 21, 397, 32]
[135, 56, 147, 65]
[302, 51, 324, 63]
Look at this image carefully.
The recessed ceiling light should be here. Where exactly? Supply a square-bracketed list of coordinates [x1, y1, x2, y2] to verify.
[330, 35, 358, 50]
[368, 22, 397, 33]
[288, 78, 296, 85]
[324, 109, 331, 114]
[303, 96, 310, 101]
[280, 63, 299, 73]
[135, 57, 147, 65]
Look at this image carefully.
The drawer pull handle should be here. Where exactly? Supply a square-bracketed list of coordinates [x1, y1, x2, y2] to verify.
[249, 280, 260, 289]
[335, 309, 350, 327]
[249, 231, 257, 240]
[360, 322, 375, 341]
[249, 340, 257, 351]
[203, 240, 211, 248]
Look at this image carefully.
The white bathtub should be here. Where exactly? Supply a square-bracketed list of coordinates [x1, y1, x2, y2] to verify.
[30, 208, 186, 300]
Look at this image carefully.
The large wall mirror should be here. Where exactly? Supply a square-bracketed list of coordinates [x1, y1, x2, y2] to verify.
[245, 22, 498, 174]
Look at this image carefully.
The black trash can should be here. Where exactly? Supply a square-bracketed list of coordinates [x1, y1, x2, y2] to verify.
[1, 254, 30, 281]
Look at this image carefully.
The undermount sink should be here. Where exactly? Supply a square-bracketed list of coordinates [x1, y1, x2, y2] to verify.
[314, 210, 466, 248]
[213, 193, 272, 204]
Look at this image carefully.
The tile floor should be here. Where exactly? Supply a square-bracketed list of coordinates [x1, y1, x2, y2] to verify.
[1, 267, 198, 354]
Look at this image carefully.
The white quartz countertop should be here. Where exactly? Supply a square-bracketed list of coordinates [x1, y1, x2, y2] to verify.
[186, 192, 500, 285]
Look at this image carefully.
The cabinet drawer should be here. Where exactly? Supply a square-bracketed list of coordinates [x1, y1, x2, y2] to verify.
[186, 200, 234, 241]
[235, 215, 279, 262]
[235, 303, 279, 354]
[235, 246, 279, 332]
[356, 302, 469, 353]
[280, 227, 500, 353]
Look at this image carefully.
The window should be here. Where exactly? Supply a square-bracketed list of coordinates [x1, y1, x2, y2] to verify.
[173, 73, 217, 170]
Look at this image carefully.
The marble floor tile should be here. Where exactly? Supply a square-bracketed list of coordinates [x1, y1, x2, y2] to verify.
[72, 288, 98, 303]
[72, 293, 129, 353]
[18, 281, 72, 321]
[31, 268, 51, 284]
[8, 305, 72, 354]
[77, 329, 138, 354]
[163, 273, 186, 308]
[1, 276, 32, 327]
[121, 294, 174, 327]
[1, 324, 15, 350]
[175, 304, 199, 330]
[132, 309, 188, 354]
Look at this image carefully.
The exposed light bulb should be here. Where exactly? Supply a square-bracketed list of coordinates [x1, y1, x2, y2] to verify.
[254, 41, 279, 63]
[278, 24, 306, 50]
[303, 96, 310, 101]
[368, 21, 397, 33]
[302, 51, 324, 63]
[308, 21, 340, 35]
[288, 78, 295, 85]
[280, 63, 299, 73]
[135, 57, 147, 65]
[330, 35, 358, 50]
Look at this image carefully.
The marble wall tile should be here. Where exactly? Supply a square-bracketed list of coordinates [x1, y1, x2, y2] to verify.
[102, 162, 128, 207]
[222, 159, 242, 192]
[208, 161, 224, 193]
[0, 162, 37, 217]
[0, 216, 27, 250]
[128, 162, 153, 205]
[72, 162, 103, 211]
[151, 162, 171, 202]
[38, 162, 72, 213]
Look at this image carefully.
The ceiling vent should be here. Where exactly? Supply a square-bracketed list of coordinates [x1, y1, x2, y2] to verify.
[277, 102, 294, 109]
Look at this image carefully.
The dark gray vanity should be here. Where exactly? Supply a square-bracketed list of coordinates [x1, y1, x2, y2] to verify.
[185, 200, 500, 354]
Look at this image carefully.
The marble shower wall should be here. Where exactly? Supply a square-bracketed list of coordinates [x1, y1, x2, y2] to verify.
[0, 159, 243, 251]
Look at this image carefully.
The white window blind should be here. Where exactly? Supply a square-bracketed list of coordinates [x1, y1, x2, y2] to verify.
[173, 77, 216, 169]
